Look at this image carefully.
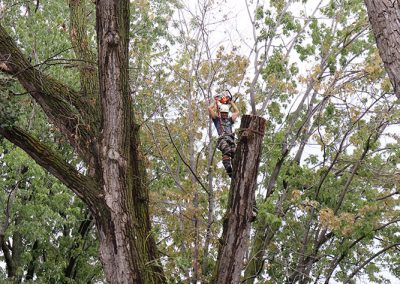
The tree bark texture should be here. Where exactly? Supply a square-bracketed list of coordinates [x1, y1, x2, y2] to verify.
[95, 0, 137, 282]
[364, 0, 400, 99]
[213, 115, 266, 284]
[95, 0, 164, 283]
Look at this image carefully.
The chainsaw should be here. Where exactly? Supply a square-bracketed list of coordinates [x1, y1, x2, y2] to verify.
[214, 90, 233, 104]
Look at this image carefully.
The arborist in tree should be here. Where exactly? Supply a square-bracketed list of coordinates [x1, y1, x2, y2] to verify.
[208, 90, 239, 178]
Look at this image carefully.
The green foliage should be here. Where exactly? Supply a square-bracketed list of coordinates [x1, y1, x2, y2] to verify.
[0, 74, 20, 127]
[2, 0, 400, 283]
[2, 0, 79, 87]
[0, 140, 102, 282]
[244, 0, 400, 283]
[0, 1, 103, 282]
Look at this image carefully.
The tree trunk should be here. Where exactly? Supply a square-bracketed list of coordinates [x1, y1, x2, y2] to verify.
[25, 240, 39, 281]
[364, 0, 400, 99]
[213, 115, 265, 283]
[95, 0, 165, 283]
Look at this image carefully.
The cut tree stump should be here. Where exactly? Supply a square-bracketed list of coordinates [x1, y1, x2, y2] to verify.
[213, 114, 266, 284]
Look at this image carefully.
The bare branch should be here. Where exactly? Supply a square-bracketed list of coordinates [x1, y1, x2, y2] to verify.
[144, 122, 187, 193]
[344, 242, 400, 283]
[162, 117, 209, 195]
[376, 191, 400, 201]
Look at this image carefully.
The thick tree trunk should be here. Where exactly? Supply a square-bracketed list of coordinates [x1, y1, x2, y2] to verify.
[0, 1, 165, 282]
[213, 115, 265, 284]
[364, 0, 400, 99]
[96, 0, 135, 281]
[95, 0, 165, 283]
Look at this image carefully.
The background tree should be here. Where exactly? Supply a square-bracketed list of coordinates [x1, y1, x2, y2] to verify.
[0, 2, 101, 282]
[0, 0, 167, 282]
[141, 1, 249, 281]
[240, 0, 400, 283]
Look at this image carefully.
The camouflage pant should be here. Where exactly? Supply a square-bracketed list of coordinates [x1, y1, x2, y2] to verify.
[217, 134, 236, 157]
[217, 134, 236, 175]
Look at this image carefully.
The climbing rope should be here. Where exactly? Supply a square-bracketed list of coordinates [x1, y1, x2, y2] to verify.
[215, 97, 225, 135]
[237, 127, 265, 137]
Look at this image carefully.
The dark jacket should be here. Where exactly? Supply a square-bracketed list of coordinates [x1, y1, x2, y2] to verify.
[212, 116, 234, 136]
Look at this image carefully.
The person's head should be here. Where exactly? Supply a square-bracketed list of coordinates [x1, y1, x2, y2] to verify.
[219, 104, 230, 118]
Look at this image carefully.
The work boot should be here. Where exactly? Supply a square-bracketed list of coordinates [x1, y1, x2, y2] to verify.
[222, 155, 232, 178]
[226, 165, 232, 178]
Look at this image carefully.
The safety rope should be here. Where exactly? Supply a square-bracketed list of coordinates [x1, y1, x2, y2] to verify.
[215, 97, 225, 135]
[237, 127, 265, 137]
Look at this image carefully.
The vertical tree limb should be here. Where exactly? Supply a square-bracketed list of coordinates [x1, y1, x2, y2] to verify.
[213, 115, 265, 283]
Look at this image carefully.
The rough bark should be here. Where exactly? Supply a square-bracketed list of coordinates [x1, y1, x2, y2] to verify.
[213, 115, 266, 283]
[364, 0, 400, 99]
[0, 126, 98, 206]
[95, 0, 135, 280]
[95, 1, 164, 283]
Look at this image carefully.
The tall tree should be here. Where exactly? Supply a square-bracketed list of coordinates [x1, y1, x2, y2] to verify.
[2, 0, 400, 283]
[142, 1, 249, 281]
[0, 140, 102, 282]
[242, 0, 400, 283]
[0, 0, 164, 282]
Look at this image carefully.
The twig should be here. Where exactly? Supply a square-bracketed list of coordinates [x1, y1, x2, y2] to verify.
[162, 115, 209, 194]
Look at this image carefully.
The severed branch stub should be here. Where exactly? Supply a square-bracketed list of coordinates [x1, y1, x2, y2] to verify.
[213, 114, 266, 284]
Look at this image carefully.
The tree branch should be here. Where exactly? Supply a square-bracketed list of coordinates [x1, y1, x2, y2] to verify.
[324, 218, 400, 283]
[0, 177, 22, 236]
[0, 235, 14, 277]
[25, 240, 39, 280]
[0, 24, 95, 160]
[68, 0, 99, 121]
[0, 125, 99, 205]
[365, 0, 400, 99]
[344, 242, 400, 283]
[162, 116, 209, 194]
